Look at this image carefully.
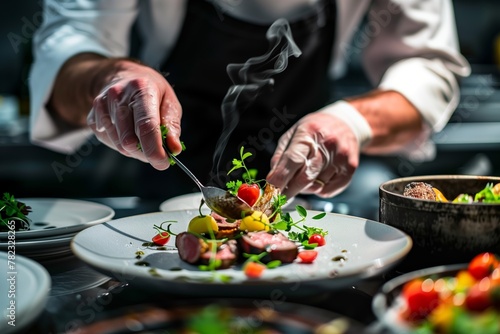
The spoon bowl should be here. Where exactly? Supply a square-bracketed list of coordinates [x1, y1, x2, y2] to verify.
[166, 152, 253, 219]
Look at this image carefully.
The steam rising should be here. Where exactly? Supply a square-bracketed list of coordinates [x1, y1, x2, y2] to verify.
[212, 18, 301, 172]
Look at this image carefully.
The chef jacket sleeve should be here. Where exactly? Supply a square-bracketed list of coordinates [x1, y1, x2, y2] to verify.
[29, 0, 138, 154]
[361, 0, 471, 160]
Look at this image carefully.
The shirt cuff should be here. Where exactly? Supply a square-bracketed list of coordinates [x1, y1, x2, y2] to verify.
[378, 57, 462, 132]
[29, 28, 113, 154]
[317, 100, 373, 148]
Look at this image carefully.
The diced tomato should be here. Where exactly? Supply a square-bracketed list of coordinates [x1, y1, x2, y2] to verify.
[244, 262, 266, 278]
[468, 252, 499, 280]
[308, 234, 326, 247]
[152, 231, 170, 246]
[297, 250, 318, 264]
[237, 183, 260, 207]
[402, 278, 440, 321]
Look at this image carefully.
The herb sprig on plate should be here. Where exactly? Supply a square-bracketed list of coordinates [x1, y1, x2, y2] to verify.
[0, 193, 31, 231]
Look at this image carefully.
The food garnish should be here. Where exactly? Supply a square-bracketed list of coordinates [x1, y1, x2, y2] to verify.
[226, 146, 263, 206]
[297, 250, 318, 264]
[149, 221, 177, 246]
[397, 252, 500, 333]
[308, 233, 326, 247]
[272, 206, 327, 249]
[243, 261, 267, 278]
[0, 192, 31, 232]
[136, 124, 186, 165]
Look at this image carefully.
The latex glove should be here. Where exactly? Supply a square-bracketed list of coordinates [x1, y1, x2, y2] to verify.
[86, 60, 182, 170]
[266, 101, 372, 199]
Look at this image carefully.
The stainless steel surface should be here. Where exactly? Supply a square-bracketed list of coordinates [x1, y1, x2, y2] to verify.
[166, 151, 252, 219]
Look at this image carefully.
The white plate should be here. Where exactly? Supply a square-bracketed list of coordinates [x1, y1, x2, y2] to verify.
[0, 235, 75, 261]
[0, 198, 115, 240]
[0, 251, 51, 333]
[0, 235, 74, 251]
[72, 210, 412, 298]
[159, 193, 204, 212]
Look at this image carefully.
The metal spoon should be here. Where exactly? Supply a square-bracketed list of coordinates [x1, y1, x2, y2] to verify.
[166, 151, 253, 219]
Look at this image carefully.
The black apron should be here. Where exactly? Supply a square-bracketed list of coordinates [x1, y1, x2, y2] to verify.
[142, 0, 336, 199]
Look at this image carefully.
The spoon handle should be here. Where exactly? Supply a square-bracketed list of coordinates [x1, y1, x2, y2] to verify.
[166, 151, 205, 191]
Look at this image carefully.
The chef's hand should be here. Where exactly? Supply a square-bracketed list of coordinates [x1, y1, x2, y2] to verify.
[266, 101, 372, 199]
[86, 59, 183, 170]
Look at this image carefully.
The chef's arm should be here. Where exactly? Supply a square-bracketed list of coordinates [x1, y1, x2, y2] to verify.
[346, 0, 471, 159]
[47, 53, 111, 127]
[346, 89, 423, 154]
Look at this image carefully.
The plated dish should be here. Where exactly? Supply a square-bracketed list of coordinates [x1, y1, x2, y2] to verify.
[0, 198, 115, 240]
[76, 298, 366, 333]
[71, 210, 412, 298]
[373, 252, 500, 334]
[0, 251, 51, 334]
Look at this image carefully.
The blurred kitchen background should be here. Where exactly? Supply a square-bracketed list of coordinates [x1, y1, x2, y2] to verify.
[1, 1, 499, 220]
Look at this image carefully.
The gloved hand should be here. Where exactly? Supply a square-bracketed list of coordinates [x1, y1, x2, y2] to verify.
[86, 60, 183, 170]
[266, 101, 372, 199]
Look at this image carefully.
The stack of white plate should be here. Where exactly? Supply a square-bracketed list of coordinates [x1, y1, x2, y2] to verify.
[0, 198, 115, 261]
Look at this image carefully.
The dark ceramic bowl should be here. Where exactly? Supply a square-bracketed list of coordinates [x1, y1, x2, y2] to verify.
[379, 175, 500, 269]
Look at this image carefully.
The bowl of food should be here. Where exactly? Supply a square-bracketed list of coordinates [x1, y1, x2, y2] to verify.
[372, 252, 500, 334]
[379, 175, 500, 268]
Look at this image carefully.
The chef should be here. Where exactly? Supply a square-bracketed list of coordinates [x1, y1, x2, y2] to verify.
[29, 0, 470, 200]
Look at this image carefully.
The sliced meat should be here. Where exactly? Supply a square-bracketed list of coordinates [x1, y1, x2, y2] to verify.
[176, 232, 238, 269]
[175, 232, 209, 264]
[211, 212, 241, 238]
[239, 231, 298, 264]
[403, 182, 436, 201]
[199, 239, 239, 269]
[253, 183, 281, 217]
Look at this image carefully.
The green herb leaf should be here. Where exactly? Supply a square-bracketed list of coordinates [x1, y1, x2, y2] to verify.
[0, 193, 31, 231]
[296, 205, 307, 218]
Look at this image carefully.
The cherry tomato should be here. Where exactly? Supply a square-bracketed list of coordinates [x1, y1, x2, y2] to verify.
[308, 234, 326, 247]
[465, 278, 492, 311]
[152, 231, 170, 246]
[297, 250, 318, 263]
[237, 183, 260, 207]
[402, 278, 440, 320]
[244, 262, 266, 278]
[468, 252, 499, 280]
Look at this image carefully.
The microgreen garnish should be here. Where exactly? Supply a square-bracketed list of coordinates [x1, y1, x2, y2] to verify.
[136, 125, 186, 166]
[271, 205, 327, 248]
[226, 146, 263, 195]
[153, 220, 178, 237]
[0, 193, 31, 231]
[242, 252, 282, 269]
[267, 194, 288, 220]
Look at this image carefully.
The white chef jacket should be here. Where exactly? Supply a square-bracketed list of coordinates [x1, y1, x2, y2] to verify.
[29, 0, 471, 161]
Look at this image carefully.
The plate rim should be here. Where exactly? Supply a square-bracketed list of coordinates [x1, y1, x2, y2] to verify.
[0, 198, 115, 240]
[0, 251, 51, 333]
